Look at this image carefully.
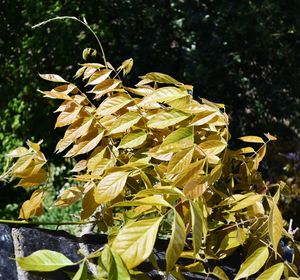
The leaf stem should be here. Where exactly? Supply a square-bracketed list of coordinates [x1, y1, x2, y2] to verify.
[32, 16, 108, 67]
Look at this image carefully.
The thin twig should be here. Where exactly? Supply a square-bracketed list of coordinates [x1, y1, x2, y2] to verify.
[0, 218, 98, 226]
[32, 16, 108, 67]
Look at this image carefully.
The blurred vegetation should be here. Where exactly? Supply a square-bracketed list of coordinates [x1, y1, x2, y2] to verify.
[0, 0, 299, 224]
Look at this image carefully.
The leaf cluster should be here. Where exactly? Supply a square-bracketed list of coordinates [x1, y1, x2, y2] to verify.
[2, 53, 300, 279]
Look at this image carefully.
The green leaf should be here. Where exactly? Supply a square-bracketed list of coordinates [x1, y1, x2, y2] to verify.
[111, 217, 162, 269]
[96, 94, 132, 116]
[118, 130, 147, 149]
[239, 136, 265, 143]
[39, 73, 68, 83]
[159, 127, 194, 152]
[268, 199, 283, 254]
[147, 110, 190, 129]
[16, 249, 75, 272]
[108, 112, 141, 135]
[166, 211, 186, 272]
[72, 261, 87, 280]
[140, 72, 181, 84]
[234, 246, 269, 280]
[256, 263, 284, 280]
[94, 172, 129, 204]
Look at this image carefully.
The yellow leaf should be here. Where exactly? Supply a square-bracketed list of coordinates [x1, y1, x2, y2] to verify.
[239, 136, 265, 143]
[17, 169, 47, 188]
[120, 58, 133, 75]
[268, 199, 283, 254]
[230, 194, 262, 212]
[234, 246, 269, 280]
[159, 127, 194, 153]
[217, 193, 254, 207]
[256, 263, 284, 280]
[174, 160, 206, 187]
[64, 128, 105, 157]
[183, 177, 208, 199]
[56, 117, 94, 153]
[212, 266, 229, 280]
[125, 86, 154, 97]
[147, 110, 190, 129]
[87, 147, 115, 175]
[113, 195, 172, 208]
[74, 66, 86, 79]
[81, 183, 99, 220]
[264, 133, 277, 141]
[39, 73, 67, 83]
[7, 147, 29, 158]
[89, 79, 122, 98]
[54, 186, 83, 207]
[87, 69, 112, 85]
[140, 72, 181, 84]
[167, 147, 194, 175]
[55, 102, 82, 128]
[39, 84, 77, 100]
[96, 94, 132, 116]
[139, 87, 188, 107]
[189, 111, 217, 126]
[119, 130, 147, 149]
[166, 211, 186, 272]
[219, 228, 247, 251]
[83, 67, 97, 80]
[16, 249, 74, 271]
[94, 172, 129, 204]
[108, 111, 141, 135]
[71, 160, 87, 172]
[190, 200, 207, 254]
[12, 155, 34, 177]
[199, 140, 227, 156]
[19, 189, 44, 219]
[111, 217, 162, 269]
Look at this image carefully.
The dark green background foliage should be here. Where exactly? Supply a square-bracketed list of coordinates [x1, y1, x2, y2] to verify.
[0, 1, 299, 219]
